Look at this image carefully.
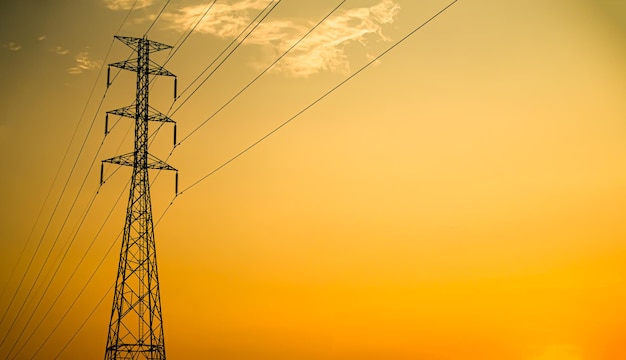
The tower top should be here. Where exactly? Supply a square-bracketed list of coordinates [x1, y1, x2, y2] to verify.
[114, 35, 173, 53]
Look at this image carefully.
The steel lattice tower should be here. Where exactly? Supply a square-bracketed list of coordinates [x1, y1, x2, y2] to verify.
[102, 35, 177, 360]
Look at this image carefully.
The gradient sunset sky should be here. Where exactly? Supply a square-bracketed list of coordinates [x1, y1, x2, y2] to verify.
[1, 0, 625, 359]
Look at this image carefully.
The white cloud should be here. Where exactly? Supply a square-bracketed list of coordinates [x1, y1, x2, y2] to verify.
[161, 0, 269, 38]
[37, 35, 47, 41]
[68, 52, 102, 75]
[269, 0, 401, 77]
[55, 46, 69, 55]
[160, 0, 400, 77]
[104, 0, 153, 11]
[4, 42, 22, 51]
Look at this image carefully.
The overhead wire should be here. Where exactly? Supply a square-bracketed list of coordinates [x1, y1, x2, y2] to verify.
[6, 2, 225, 354]
[177, 0, 460, 196]
[24, 0, 459, 356]
[48, 4, 461, 353]
[0, 0, 175, 354]
[0, 123, 122, 354]
[166, 0, 218, 64]
[4, 185, 102, 359]
[16, 181, 129, 359]
[42, 155, 172, 358]
[170, 0, 282, 113]
[31, 2, 284, 355]
[5, 164, 128, 359]
[0, 0, 139, 314]
[150, 0, 281, 177]
[0, 38, 120, 358]
[176, 0, 347, 146]
[0, 54, 139, 352]
[145, 0, 172, 35]
[53, 284, 113, 360]
[146, 0, 282, 160]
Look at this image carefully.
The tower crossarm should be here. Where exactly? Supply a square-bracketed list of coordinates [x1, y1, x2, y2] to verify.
[110, 59, 175, 77]
[107, 106, 135, 120]
[107, 105, 175, 123]
[114, 35, 173, 53]
[102, 153, 177, 171]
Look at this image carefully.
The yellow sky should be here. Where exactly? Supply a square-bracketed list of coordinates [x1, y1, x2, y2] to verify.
[0, 0, 625, 359]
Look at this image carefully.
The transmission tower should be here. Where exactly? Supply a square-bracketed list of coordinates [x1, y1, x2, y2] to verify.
[101, 35, 178, 360]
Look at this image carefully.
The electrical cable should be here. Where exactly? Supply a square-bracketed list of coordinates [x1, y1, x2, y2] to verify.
[171, 0, 281, 109]
[5, 186, 101, 359]
[27, 1, 458, 356]
[44, 158, 169, 358]
[0, 0, 140, 333]
[0, 1, 156, 351]
[178, 0, 460, 196]
[0, 1, 189, 355]
[0, 84, 108, 354]
[0, 130, 118, 353]
[148, 0, 280, 163]
[5, 13, 194, 353]
[6, 164, 127, 359]
[53, 284, 114, 360]
[166, 0, 218, 65]
[145, 0, 172, 35]
[176, 0, 346, 146]
[17, 182, 129, 359]
[149, 0, 345, 195]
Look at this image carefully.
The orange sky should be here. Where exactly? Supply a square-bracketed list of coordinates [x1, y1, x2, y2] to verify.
[0, 0, 625, 359]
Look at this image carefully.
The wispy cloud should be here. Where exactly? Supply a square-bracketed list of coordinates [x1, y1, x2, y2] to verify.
[3, 42, 22, 51]
[161, 0, 268, 38]
[161, 0, 400, 77]
[68, 52, 102, 75]
[54, 46, 69, 55]
[37, 35, 47, 41]
[268, 0, 401, 77]
[104, 0, 153, 11]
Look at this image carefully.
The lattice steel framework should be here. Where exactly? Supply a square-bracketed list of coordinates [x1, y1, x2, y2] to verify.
[102, 35, 177, 360]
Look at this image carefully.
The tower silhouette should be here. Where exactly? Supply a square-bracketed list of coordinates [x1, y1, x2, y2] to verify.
[102, 35, 177, 360]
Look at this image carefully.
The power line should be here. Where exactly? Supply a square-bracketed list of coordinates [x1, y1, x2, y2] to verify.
[146, 0, 346, 197]
[147, 0, 281, 161]
[178, 0, 460, 196]
[176, 0, 347, 146]
[0, 26, 124, 339]
[0, 1, 190, 355]
[0, 135, 110, 352]
[0, 0, 160, 351]
[0, 108, 134, 351]
[18, 0, 459, 356]
[18, 182, 129, 359]
[171, 0, 282, 110]
[4, 186, 102, 359]
[145, 0, 172, 35]
[11, 20, 201, 351]
[6, 162, 127, 359]
[0, 0, 139, 314]
[54, 285, 114, 360]
[0, 64, 110, 355]
[167, 0, 218, 63]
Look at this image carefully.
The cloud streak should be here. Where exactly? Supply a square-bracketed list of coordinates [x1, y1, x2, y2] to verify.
[271, 0, 400, 77]
[104, 0, 153, 11]
[68, 52, 102, 75]
[161, 0, 400, 77]
[3, 42, 22, 51]
[162, 0, 268, 38]
[55, 46, 69, 55]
